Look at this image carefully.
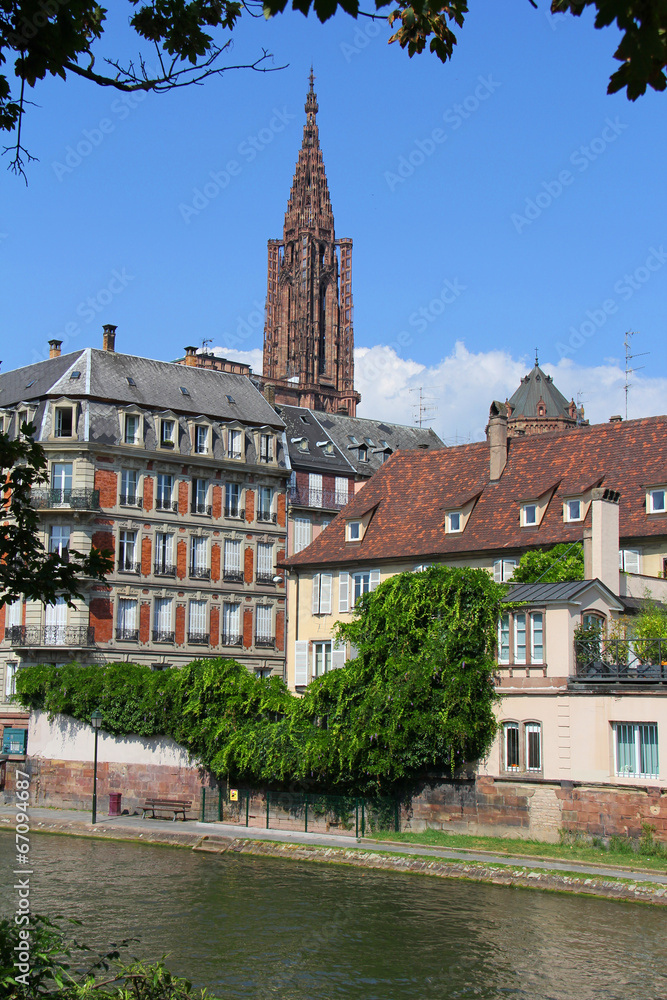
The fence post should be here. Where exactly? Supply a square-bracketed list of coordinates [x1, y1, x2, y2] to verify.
[304, 793, 308, 834]
[245, 792, 250, 827]
[355, 799, 359, 839]
[201, 786, 206, 823]
[395, 799, 399, 832]
[218, 786, 223, 823]
[266, 790, 270, 829]
[361, 798, 365, 838]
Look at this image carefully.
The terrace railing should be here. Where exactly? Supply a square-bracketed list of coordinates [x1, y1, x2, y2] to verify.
[574, 636, 667, 683]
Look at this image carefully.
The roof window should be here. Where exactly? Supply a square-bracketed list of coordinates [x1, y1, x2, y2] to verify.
[70, 371, 81, 380]
[25, 380, 35, 388]
[126, 377, 136, 386]
[226, 394, 236, 404]
[348, 435, 359, 445]
[179, 386, 190, 396]
[364, 437, 375, 447]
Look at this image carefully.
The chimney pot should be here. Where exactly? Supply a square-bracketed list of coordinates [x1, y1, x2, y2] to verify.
[609, 414, 622, 423]
[486, 401, 508, 481]
[184, 346, 198, 367]
[102, 324, 117, 352]
[48, 339, 62, 359]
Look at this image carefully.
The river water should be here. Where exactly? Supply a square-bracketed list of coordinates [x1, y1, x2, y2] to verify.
[1, 833, 665, 999]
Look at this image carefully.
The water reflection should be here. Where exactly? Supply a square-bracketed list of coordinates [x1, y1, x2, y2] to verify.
[0, 834, 665, 1000]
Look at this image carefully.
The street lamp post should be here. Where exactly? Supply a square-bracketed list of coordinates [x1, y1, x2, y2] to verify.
[91, 710, 103, 824]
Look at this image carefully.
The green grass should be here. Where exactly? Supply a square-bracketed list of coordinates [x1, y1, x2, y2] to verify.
[370, 827, 667, 873]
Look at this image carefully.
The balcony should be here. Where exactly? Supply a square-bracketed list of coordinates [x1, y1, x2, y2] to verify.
[188, 631, 210, 645]
[222, 569, 244, 584]
[115, 628, 139, 641]
[152, 630, 175, 643]
[154, 563, 176, 577]
[256, 572, 276, 585]
[119, 493, 143, 508]
[191, 503, 212, 516]
[257, 510, 277, 524]
[190, 567, 211, 581]
[155, 498, 178, 512]
[255, 635, 275, 649]
[221, 633, 243, 646]
[31, 488, 100, 511]
[224, 506, 245, 520]
[117, 559, 141, 574]
[288, 487, 348, 511]
[5, 625, 95, 647]
[227, 450, 242, 461]
[573, 636, 667, 684]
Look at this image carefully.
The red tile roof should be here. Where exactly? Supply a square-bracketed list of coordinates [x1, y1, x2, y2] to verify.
[284, 416, 667, 568]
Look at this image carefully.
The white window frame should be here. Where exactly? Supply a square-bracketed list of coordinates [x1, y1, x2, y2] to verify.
[188, 600, 208, 640]
[124, 413, 141, 445]
[648, 489, 666, 514]
[153, 597, 173, 638]
[160, 418, 176, 448]
[498, 614, 510, 664]
[613, 722, 659, 779]
[503, 722, 520, 772]
[294, 517, 312, 554]
[120, 469, 139, 506]
[190, 536, 208, 577]
[446, 511, 462, 533]
[347, 520, 362, 541]
[525, 722, 542, 772]
[312, 640, 332, 677]
[227, 428, 243, 460]
[225, 482, 242, 518]
[514, 613, 527, 664]
[118, 529, 137, 570]
[493, 559, 516, 583]
[312, 572, 333, 615]
[5, 661, 18, 699]
[619, 548, 641, 574]
[294, 640, 309, 686]
[223, 539, 242, 576]
[257, 542, 273, 581]
[255, 605, 273, 643]
[154, 532, 174, 573]
[335, 477, 349, 506]
[222, 602, 241, 644]
[308, 473, 323, 507]
[117, 597, 138, 635]
[49, 525, 70, 557]
[530, 612, 544, 664]
[522, 503, 537, 526]
[54, 405, 74, 438]
[259, 433, 274, 463]
[564, 499, 582, 522]
[156, 474, 174, 510]
[194, 424, 209, 455]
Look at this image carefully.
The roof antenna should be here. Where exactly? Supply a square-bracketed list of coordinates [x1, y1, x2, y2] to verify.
[409, 386, 439, 427]
[200, 338, 213, 353]
[624, 331, 648, 420]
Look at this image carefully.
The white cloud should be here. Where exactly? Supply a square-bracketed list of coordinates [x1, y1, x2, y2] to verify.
[206, 340, 667, 444]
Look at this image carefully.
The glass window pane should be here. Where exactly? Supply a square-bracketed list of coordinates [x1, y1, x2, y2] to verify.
[504, 723, 519, 770]
[526, 723, 541, 771]
[514, 614, 526, 663]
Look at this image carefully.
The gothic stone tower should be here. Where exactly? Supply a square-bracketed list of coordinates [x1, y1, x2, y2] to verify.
[261, 72, 361, 416]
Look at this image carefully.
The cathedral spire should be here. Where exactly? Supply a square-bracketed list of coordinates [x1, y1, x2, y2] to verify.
[261, 73, 360, 416]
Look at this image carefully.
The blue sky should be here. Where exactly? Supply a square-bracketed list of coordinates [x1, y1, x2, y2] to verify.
[1, 1, 666, 442]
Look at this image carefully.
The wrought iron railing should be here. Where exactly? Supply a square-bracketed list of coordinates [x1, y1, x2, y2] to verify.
[191, 502, 212, 515]
[224, 506, 245, 520]
[574, 637, 667, 683]
[255, 635, 275, 648]
[154, 563, 176, 577]
[119, 494, 143, 508]
[188, 632, 210, 645]
[155, 498, 178, 512]
[256, 572, 275, 585]
[5, 626, 95, 647]
[288, 487, 348, 510]
[227, 450, 242, 460]
[222, 570, 244, 583]
[31, 488, 100, 510]
[256, 510, 277, 523]
[117, 559, 140, 574]
[221, 633, 243, 646]
[190, 567, 211, 580]
[115, 628, 139, 641]
[152, 629, 175, 643]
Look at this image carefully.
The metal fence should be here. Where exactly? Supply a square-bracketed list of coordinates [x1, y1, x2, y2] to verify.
[200, 787, 399, 837]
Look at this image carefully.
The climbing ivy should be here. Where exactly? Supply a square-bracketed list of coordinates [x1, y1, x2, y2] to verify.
[15, 567, 504, 794]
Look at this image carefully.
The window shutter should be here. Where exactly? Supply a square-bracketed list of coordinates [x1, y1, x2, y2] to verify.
[309, 473, 323, 507]
[331, 640, 347, 670]
[189, 601, 206, 633]
[493, 560, 502, 583]
[623, 549, 641, 574]
[503, 560, 516, 582]
[294, 640, 309, 686]
[339, 571, 349, 612]
[320, 573, 332, 614]
[258, 543, 272, 576]
[312, 574, 321, 614]
[370, 570, 381, 592]
[224, 539, 241, 572]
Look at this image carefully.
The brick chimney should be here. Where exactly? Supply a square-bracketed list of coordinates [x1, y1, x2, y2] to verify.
[102, 325, 117, 352]
[486, 401, 508, 481]
[263, 383, 276, 407]
[583, 487, 620, 593]
[184, 346, 200, 367]
[48, 339, 62, 358]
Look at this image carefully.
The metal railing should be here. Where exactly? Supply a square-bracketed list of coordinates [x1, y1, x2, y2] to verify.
[155, 498, 178, 512]
[5, 625, 95, 647]
[154, 563, 176, 577]
[200, 788, 399, 838]
[222, 570, 244, 583]
[188, 631, 210, 645]
[256, 510, 277, 523]
[574, 636, 667, 683]
[224, 506, 245, 520]
[191, 503, 212, 515]
[221, 633, 243, 646]
[288, 487, 348, 510]
[227, 450, 242, 460]
[117, 559, 140, 574]
[256, 573, 275, 585]
[115, 628, 139, 641]
[31, 488, 100, 510]
[255, 635, 275, 648]
[189, 567, 211, 580]
[119, 494, 143, 508]
[152, 629, 175, 643]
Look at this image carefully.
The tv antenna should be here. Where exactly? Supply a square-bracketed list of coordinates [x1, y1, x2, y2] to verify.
[200, 338, 213, 353]
[409, 386, 439, 427]
[624, 332, 648, 420]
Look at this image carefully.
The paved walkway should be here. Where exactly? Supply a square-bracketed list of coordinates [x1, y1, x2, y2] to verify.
[2, 805, 666, 885]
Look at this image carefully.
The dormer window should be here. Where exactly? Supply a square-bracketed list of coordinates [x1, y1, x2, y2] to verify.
[564, 499, 582, 522]
[358, 445, 368, 462]
[445, 511, 462, 533]
[648, 488, 666, 513]
[227, 428, 243, 460]
[522, 503, 537, 526]
[161, 419, 176, 447]
[54, 406, 73, 438]
[194, 424, 209, 455]
[347, 520, 362, 541]
[259, 433, 274, 463]
[124, 413, 140, 445]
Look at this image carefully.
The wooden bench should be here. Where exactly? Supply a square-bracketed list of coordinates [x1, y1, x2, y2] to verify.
[141, 798, 192, 822]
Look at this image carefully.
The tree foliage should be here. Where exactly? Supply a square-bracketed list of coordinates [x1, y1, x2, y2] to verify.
[0, 425, 112, 607]
[16, 566, 504, 794]
[511, 542, 584, 584]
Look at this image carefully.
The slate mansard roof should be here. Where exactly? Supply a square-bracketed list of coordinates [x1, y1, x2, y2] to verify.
[0, 348, 285, 429]
[284, 416, 667, 568]
[508, 363, 574, 421]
